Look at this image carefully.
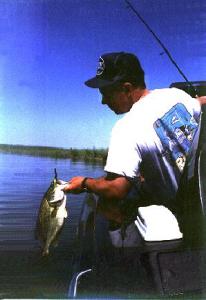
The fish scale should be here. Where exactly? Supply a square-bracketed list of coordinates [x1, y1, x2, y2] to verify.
[35, 170, 68, 256]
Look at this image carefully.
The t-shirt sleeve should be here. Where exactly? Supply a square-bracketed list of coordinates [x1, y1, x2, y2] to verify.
[104, 120, 142, 178]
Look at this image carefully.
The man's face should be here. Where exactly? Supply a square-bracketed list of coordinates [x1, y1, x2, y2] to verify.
[99, 84, 133, 115]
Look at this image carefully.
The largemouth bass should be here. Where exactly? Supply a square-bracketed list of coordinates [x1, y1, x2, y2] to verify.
[35, 169, 68, 256]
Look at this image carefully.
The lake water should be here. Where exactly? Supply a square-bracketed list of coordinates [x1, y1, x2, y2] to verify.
[0, 153, 104, 298]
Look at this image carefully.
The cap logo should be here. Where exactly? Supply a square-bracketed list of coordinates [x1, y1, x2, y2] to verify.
[96, 56, 105, 76]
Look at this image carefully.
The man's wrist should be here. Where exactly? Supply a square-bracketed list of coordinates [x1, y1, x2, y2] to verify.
[81, 177, 90, 192]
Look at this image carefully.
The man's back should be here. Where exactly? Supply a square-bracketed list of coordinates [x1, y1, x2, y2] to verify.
[105, 88, 201, 204]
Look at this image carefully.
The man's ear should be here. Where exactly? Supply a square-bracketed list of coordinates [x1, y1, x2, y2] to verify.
[122, 82, 133, 93]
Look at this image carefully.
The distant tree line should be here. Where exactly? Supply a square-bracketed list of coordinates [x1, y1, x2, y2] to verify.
[0, 144, 108, 165]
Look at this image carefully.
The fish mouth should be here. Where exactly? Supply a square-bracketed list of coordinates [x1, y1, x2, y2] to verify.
[49, 195, 65, 207]
[56, 179, 68, 185]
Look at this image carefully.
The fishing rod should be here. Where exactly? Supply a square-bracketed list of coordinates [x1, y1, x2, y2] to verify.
[125, 0, 198, 96]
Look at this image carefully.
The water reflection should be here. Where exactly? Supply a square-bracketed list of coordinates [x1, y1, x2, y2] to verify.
[0, 153, 104, 298]
[0, 153, 104, 246]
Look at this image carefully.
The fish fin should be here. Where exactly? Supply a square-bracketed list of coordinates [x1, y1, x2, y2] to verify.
[42, 248, 49, 256]
[52, 239, 59, 248]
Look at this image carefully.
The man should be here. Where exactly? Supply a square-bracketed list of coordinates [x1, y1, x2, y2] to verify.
[64, 52, 201, 246]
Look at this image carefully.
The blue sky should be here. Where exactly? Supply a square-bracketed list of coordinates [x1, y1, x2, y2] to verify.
[0, 0, 205, 149]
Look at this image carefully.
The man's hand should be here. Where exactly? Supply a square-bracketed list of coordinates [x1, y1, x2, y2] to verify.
[63, 176, 86, 194]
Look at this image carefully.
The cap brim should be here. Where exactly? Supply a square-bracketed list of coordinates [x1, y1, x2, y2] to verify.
[85, 76, 116, 88]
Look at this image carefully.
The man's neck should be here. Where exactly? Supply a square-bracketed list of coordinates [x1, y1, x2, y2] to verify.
[132, 88, 150, 104]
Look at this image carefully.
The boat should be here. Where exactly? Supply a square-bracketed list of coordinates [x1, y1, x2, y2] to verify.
[68, 81, 206, 299]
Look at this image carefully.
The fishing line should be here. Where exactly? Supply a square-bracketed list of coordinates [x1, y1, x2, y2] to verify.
[125, 0, 198, 96]
[54, 168, 58, 180]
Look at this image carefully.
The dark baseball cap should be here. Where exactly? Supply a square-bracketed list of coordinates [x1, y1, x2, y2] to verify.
[85, 52, 145, 89]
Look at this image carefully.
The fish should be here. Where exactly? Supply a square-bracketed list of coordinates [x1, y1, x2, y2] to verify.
[35, 169, 68, 256]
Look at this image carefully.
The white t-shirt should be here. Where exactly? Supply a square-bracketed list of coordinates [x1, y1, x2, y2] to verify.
[105, 88, 201, 204]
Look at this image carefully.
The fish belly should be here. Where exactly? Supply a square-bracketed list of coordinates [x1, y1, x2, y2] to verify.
[41, 197, 67, 256]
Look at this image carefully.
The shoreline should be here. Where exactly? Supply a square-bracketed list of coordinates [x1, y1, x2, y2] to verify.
[0, 144, 108, 164]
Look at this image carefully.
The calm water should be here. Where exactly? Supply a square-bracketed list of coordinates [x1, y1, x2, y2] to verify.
[0, 153, 104, 298]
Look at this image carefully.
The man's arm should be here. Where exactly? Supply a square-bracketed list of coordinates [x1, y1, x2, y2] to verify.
[197, 96, 206, 105]
[63, 174, 131, 200]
